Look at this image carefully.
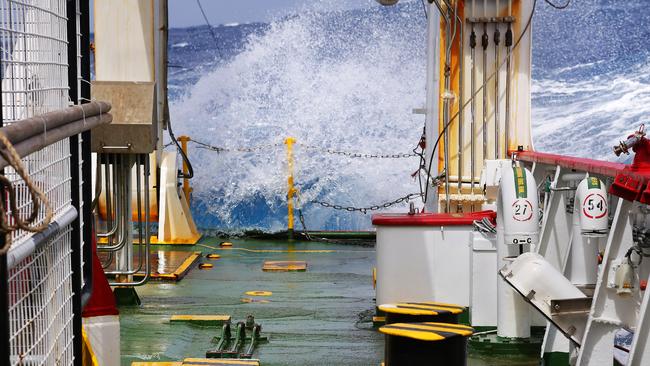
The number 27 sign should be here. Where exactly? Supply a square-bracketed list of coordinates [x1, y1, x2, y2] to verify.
[512, 199, 533, 222]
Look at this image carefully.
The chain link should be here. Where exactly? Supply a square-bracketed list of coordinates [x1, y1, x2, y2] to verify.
[298, 143, 418, 159]
[190, 139, 284, 153]
[181, 139, 417, 159]
[311, 193, 423, 214]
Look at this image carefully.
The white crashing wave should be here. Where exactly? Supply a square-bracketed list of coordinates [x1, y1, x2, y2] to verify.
[171, 6, 426, 231]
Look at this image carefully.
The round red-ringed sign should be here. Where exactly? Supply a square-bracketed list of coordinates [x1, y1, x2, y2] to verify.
[582, 193, 607, 219]
[512, 199, 533, 222]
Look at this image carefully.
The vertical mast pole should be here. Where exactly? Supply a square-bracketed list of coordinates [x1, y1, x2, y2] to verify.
[424, 1, 441, 213]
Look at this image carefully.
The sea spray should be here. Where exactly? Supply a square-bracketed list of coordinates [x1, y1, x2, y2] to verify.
[171, 3, 427, 232]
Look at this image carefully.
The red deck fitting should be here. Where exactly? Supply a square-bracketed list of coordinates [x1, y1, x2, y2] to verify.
[372, 211, 496, 226]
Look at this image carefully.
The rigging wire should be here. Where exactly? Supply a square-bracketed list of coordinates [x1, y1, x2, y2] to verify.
[544, 0, 571, 10]
[196, 0, 222, 56]
[167, 118, 194, 179]
[421, 0, 538, 203]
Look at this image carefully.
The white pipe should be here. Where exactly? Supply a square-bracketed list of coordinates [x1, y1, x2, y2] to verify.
[496, 166, 539, 338]
[7, 205, 78, 269]
[424, 2, 441, 213]
[497, 221, 532, 338]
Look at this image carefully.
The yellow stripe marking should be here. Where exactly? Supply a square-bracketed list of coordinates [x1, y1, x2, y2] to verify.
[408, 301, 465, 309]
[381, 322, 473, 336]
[379, 327, 446, 341]
[379, 322, 474, 341]
[388, 321, 473, 331]
[379, 302, 464, 315]
[197, 243, 366, 253]
[173, 252, 202, 277]
[394, 303, 461, 312]
[263, 260, 307, 272]
[170, 315, 230, 322]
[81, 328, 99, 366]
[245, 290, 272, 296]
[378, 306, 439, 316]
[183, 358, 260, 365]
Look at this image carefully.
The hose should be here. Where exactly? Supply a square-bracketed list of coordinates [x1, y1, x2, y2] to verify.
[167, 117, 194, 179]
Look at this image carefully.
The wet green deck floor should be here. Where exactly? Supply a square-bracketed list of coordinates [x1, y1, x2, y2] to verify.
[120, 238, 538, 366]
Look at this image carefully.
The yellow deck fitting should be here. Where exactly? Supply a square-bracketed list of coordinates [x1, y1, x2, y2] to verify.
[244, 290, 272, 296]
[262, 260, 307, 272]
[183, 359, 260, 366]
[170, 315, 231, 326]
[100, 251, 201, 282]
[206, 253, 221, 259]
[241, 298, 270, 304]
[220, 241, 233, 247]
[378, 302, 465, 316]
[379, 322, 474, 342]
[131, 363, 182, 366]
[148, 252, 202, 281]
[372, 316, 386, 323]
[199, 263, 214, 269]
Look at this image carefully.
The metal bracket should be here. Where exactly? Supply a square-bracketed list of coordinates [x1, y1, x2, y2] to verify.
[550, 297, 593, 316]
[466, 16, 517, 24]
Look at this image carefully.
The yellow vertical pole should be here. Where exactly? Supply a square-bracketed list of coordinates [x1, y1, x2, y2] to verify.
[178, 135, 192, 205]
[285, 137, 296, 239]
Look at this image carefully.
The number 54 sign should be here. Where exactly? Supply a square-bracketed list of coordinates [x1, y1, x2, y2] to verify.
[583, 193, 607, 219]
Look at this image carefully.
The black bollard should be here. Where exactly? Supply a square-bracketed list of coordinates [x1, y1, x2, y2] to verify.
[380, 322, 473, 366]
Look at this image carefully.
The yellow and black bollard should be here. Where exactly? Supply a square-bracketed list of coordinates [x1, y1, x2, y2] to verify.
[378, 302, 465, 325]
[379, 322, 473, 366]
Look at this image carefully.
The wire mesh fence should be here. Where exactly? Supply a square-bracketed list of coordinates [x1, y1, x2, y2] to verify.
[8, 227, 73, 366]
[0, 1, 76, 365]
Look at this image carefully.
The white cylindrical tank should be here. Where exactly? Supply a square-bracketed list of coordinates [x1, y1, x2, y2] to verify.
[500, 166, 540, 248]
[576, 177, 609, 237]
[566, 177, 607, 286]
[496, 165, 539, 338]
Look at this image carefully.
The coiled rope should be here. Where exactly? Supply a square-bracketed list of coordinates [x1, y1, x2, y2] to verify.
[0, 132, 52, 254]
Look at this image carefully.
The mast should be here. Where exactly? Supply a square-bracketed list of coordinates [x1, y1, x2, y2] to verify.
[424, 1, 442, 213]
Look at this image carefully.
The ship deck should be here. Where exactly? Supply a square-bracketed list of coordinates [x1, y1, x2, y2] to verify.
[120, 238, 537, 366]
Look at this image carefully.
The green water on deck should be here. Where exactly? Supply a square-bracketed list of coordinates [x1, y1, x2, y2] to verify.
[120, 238, 538, 366]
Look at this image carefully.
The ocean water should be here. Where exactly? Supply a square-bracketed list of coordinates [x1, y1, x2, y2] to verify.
[167, 0, 650, 232]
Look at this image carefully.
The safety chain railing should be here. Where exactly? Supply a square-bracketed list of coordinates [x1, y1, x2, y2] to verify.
[297, 143, 419, 159]
[168, 137, 418, 159]
[311, 193, 424, 214]
[190, 139, 284, 153]
[172, 136, 423, 236]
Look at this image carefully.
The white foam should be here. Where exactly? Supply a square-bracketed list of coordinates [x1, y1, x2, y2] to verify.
[171, 6, 426, 231]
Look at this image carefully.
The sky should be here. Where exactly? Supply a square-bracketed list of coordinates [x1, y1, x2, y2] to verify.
[168, 0, 379, 28]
